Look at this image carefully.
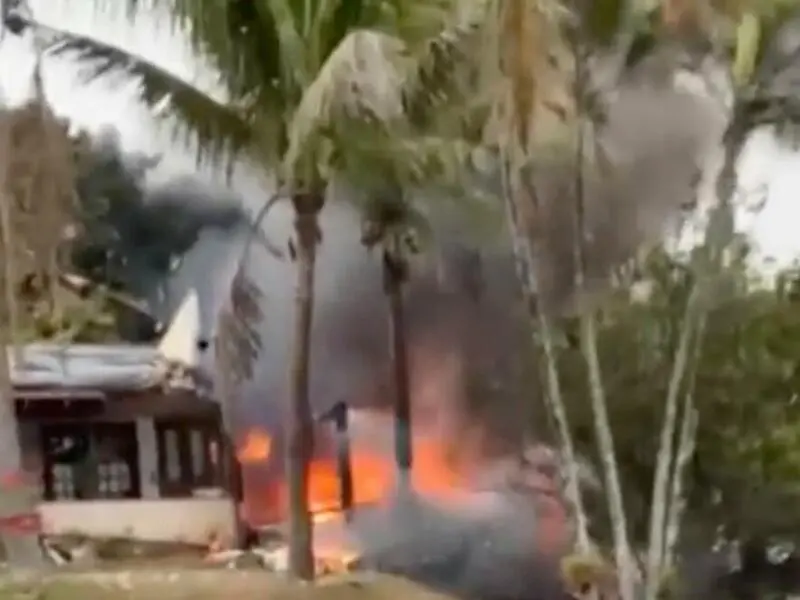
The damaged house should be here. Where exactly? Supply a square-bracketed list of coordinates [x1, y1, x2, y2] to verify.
[11, 292, 237, 546]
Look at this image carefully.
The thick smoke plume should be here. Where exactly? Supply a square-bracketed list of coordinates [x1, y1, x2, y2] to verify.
[252, 57, 730, 448]
[528, 56, 728, 316]
[228, 57, 732, 599]
[77, 125, 255, 339]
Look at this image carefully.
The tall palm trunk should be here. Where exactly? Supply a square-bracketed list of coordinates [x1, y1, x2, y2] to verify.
[497, 0, 590, 553]
[383, 243, 413, 495]
[501, 161, 590, 551]
[570, 36, 635, 597]
[286, 191, 323, 580]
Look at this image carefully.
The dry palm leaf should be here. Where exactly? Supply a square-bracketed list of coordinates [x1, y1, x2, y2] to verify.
[215, 269, 264, 387]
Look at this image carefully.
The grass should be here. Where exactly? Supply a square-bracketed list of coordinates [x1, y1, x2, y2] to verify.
[0, 569, 456, 600]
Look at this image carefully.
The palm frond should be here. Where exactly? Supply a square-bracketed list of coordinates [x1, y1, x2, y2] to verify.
[43, 23, 254, 169]
[401, 0, 490, 132]
[215, 270, 264, 386]
[283, 29, 408, 183]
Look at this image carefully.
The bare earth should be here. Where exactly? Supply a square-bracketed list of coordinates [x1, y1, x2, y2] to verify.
[0, 569, 455, 600]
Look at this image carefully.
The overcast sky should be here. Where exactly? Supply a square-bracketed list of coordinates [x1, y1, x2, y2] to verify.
[1, 1, 799, 269]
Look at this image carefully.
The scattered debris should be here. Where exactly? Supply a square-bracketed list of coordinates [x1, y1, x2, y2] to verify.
[204, 544, 360, 575]
[39, 535, 204, 567]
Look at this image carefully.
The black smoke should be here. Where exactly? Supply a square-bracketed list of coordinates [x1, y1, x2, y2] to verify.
[70, 125, 253, 341]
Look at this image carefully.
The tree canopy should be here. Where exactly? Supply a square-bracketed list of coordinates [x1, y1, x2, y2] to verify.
[546, 246, 800, 550]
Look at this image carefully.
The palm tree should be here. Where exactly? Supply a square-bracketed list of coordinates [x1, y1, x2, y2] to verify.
[360, 186, 419, 495]
[480, 0, 595, 566]
[15, 0, 488, 579]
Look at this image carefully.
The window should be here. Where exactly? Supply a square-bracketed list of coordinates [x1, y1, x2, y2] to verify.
[154, 420, 222, 497]
[41, 423, 141, 500]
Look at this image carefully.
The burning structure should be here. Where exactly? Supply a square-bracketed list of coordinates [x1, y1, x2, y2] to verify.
[227, 247, 583, 599]
[216, 47, 726, 597]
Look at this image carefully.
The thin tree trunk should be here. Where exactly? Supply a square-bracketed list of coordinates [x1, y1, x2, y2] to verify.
[214, 336, 244, 550]
[571, 40, 634, 598]
[383, 244, 413, 496]
[663, 374, 700, 571]
[500, 159, 590, 552]
[644, 290, 701, 599]
[662, 302, 705, 574]
[580, 315, 636, 598]
[643, 99, 746, 596]
[286, 192, 323, 581]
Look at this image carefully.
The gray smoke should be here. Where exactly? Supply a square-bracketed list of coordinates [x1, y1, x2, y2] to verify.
[352, 496, 569, 600]
[228, 55, 730, 448]
[80, 124, 255, 330]
[514, 58, 727, 316]
[220, 57, 732, 598]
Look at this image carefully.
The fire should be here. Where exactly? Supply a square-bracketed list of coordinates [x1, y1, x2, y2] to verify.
[238, 425, 468, 525]
[237, 428, 272, 463]
[234, 421, 572, 572]
[303, 437, 465, 514]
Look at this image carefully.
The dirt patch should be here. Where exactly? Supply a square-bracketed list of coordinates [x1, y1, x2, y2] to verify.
[0, 569, 456, 600]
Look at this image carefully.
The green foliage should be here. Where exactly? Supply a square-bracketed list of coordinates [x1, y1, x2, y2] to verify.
[553, 247, 800, 547]
[44, 0, 482, 188]
[18, 291, 119, 343]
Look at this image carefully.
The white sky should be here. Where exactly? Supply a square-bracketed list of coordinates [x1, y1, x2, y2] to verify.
[1, 1, 800, 269]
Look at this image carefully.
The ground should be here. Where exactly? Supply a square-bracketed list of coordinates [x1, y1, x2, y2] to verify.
[0, 569, 455, 600]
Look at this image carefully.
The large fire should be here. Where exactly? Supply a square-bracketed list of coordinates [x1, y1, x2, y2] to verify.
[235, 421, 480, 574]
[237, 425, 469, 519]
[233, 417, 572, 576]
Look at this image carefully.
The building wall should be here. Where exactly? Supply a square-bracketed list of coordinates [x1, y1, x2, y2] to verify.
[29, 415, 235, 545]
[38, 497, 235, 545]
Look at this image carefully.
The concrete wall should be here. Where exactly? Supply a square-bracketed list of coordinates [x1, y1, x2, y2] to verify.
[38, 497, 235, 545]
[30, 416, 235, 544]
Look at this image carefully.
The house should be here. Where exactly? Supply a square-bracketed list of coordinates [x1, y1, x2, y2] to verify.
[11, 292, 239, 546]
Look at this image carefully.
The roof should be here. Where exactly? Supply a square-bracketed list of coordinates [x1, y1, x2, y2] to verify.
[11, 290, 209, 394]
[10, 343, 198, 392]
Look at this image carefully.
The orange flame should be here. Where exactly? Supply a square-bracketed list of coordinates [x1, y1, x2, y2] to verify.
[238, 425, 468, 525]
[237, 428, 272, 464]
[235, 423, 571, 567]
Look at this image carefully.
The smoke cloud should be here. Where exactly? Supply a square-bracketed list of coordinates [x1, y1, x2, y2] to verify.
[527, 57, 728, 316]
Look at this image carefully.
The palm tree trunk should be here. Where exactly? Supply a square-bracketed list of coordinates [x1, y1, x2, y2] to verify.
[570, 38, 635, 596]
[383, 245, 413, 496]
[500, 160, 590, 551]
[215, 360, 244, 549]
[286, 192, 323, 581]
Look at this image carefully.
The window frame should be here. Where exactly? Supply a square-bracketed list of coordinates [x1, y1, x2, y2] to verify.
[154, 419, 222, 498]
[40, 421, 141, 501]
